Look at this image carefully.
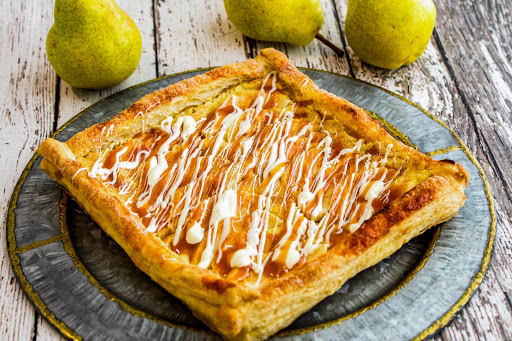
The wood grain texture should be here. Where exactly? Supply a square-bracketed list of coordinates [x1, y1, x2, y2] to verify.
[154, 0, 248, 75]
[1, 0, 511, 339]
[0, 0, 57, 340]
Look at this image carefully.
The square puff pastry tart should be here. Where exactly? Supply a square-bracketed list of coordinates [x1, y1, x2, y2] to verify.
[38, 48, 468, 341]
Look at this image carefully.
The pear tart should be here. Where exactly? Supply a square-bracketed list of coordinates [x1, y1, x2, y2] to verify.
[39, 48, 468, 341]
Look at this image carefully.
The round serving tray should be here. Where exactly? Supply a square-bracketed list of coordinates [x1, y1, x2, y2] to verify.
[7, 69, 495, 341]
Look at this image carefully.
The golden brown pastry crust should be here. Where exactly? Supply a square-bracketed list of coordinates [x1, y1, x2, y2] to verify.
[38, 48, 468, 341]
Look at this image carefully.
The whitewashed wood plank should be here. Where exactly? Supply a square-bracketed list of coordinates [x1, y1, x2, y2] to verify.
[56, 0, 158, 127]
[0, 0, 58, 340]
[154, 0, 248, 76]
[244, 0, 350, 74]
[35, 314, 66, 341]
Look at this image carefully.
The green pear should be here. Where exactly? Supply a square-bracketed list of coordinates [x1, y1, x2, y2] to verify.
[46, 0, 142, 89]
[345, 0, 436, 69]
[224, 0, 324, 46]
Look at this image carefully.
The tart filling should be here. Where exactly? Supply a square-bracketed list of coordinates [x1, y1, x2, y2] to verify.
[78, 72, 413, 283]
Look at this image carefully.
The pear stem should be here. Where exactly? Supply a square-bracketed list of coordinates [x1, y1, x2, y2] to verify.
[315, 33, 345, 57]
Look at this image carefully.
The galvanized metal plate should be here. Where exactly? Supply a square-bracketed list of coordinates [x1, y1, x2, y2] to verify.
[7, 69, 494, 341]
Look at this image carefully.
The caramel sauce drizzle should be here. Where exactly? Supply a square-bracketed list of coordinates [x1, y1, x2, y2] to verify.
[83, 72, 411, 283]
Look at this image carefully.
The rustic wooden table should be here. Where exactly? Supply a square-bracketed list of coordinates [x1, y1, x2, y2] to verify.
[1, 1, 511, 340]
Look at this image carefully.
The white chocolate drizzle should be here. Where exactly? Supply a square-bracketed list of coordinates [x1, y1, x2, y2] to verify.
[86, 73, 406, 281]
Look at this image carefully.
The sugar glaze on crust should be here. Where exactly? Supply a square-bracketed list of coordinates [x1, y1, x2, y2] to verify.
[38, 48, 468, 341]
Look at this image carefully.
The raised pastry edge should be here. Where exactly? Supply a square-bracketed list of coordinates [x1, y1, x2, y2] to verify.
[38, 48, 468, 341]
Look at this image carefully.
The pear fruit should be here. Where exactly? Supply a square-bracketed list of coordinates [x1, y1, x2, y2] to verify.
[47, 0, 142, 89]
[345, 0, 436, 69]
[224, 0, 324, 46]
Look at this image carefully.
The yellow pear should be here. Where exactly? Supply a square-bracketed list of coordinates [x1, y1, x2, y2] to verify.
[46, 0, 142, 89]
[224, 0, 324, 46]
[345, 0, 436, 69]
